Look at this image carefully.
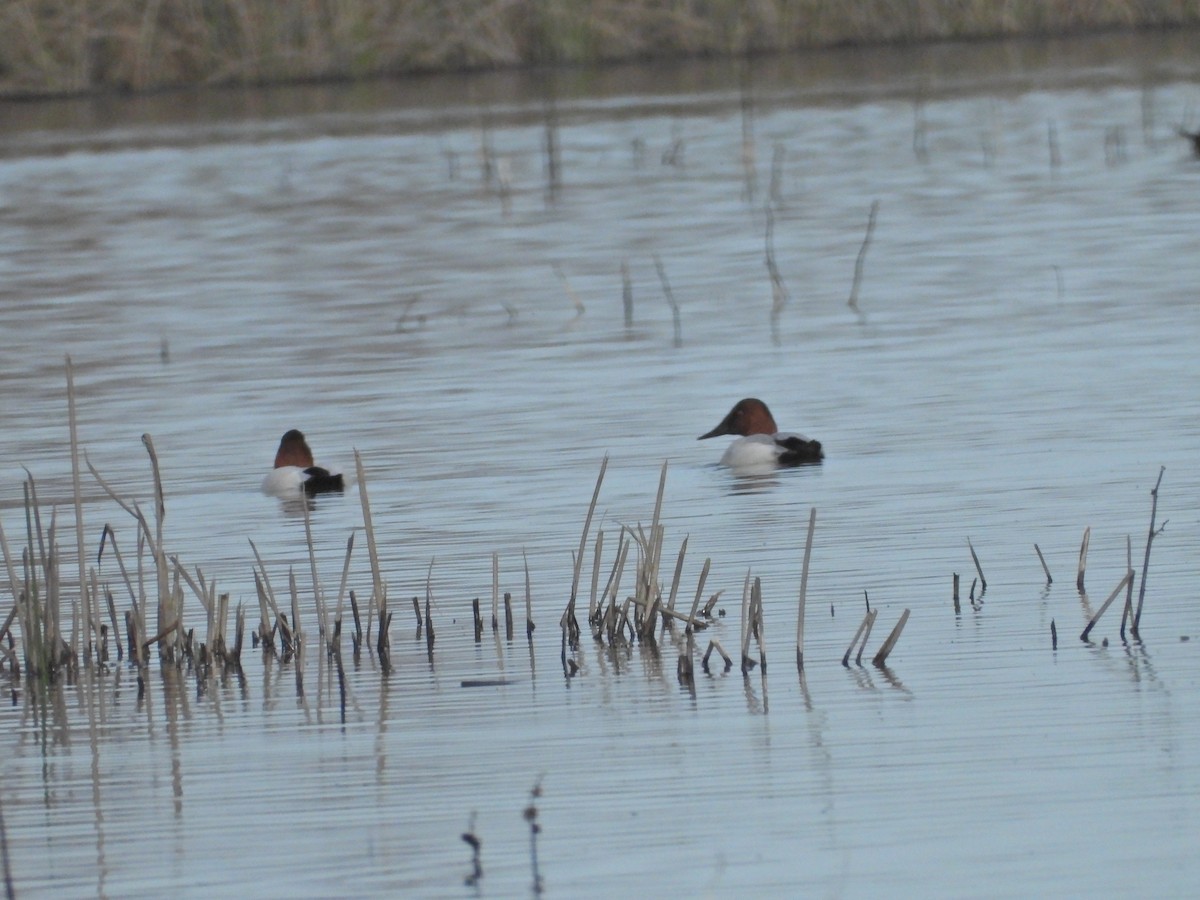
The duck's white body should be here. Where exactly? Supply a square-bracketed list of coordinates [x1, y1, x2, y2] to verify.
[720, 431, 816, 470]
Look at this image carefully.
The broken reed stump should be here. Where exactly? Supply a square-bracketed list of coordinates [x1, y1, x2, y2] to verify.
[1034, 543, 1052, 584]
[1076, 526, 1090, 592]
[473, 598, 483, 642]
[653, 255, 683, 348]
[847, 198, 880, 321]
[1132, 466, 1166, 637]
[871, 609, 910, 666]
[796, 506, 816, 673]
[504, 592, 514, 641]
[524, 778, 544, 896]
[967, 538, 987, 594]
[1081, 570, 1134, 643]
[952, 573, 960, 614]
[523, 549, 535, 640]
[842, 607, 877, 667]
[703, 638, 732, 673]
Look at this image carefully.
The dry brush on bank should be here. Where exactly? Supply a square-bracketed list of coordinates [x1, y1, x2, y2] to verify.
[3, 0, 1199, 96]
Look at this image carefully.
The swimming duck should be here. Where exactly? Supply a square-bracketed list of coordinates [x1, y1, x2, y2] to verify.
[261, 429, 345, 497]
[698, 398, 823, 468]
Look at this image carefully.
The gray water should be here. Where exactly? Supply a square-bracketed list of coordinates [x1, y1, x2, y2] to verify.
[1, 31, 1199, 898]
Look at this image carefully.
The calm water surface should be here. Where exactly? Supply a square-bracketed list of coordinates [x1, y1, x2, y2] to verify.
[1, 32, 1199, 898]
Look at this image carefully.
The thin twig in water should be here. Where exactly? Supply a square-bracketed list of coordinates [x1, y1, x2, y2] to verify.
[967, 538, 987, 594]
[796, 507, 816, 673]
[872, 609, 910, 666]
[1034, 543, 1052, 584]
[653, 255, 682, 348]
[847, 199, 879, 322]
[1081, 571, 1134, 643]
[765, 206, 789, 345]
[1076, 526, 1090, 593]
[1132, 467, 1166, 636]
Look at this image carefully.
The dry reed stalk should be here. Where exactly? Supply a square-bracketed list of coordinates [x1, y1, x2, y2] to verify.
[600, 535, 630, 632]
[677, 628, 695, 687]
[354, 449, 387, 634]
[300, 492, 328, 639]
[687, 557, 711, 628]
[1081, 570, 1134, 643]
[349, 590, 362, 654]
[702, 638, 732, 673]
[140, 433, 171, 655]
[1051, 618, 1058, 650]
[631, 596, 706, 630]
[1034, 543, 1052, 584]
[856, 608, 878, 665]
[473, 598, 483, 643]
[572, 456, 607, 614]
[252, 572, 273, 650]
[653, 255, 682, 347]
[751, 577, 767, 674]
[1076, 526, 1090, 592]
[588, 529, 604, 623]
[765, 206, 789, 345]
[621, 260, 633, 328]
[86, 459, 155, 646]
[739, 570, 753, 672]
[231, 602, 245, 664]
[966, 538, 987, 594]
[1132, 467, 1166, 637]
[554, 264, 586, 318]
[666, 535, 687, 616]
[248, 540, 282, 618]
[333, 533, 354, 631]
[98, 524, 138, 615]
[289, 569, 303, 650]
[523, 548, 534, 640]
[1120, 534, 1134, 638]
[842, 608, 875, 667]
[504, 592, 514, 641]
[796, 506, 816, 672]
[952, 572, 960, 614]
[848, 199, 880, 320]
[871, 609, 910, 666]
[492, 551, 499, 632]
[66, 357, 90, 663]
[411, 596, 422, 631]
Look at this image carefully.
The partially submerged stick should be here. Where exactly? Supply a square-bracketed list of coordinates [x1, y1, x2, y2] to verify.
[967, 538, 987, 594]
[1076, 526, 1090, 592]
[1034, 543, 1052, 585]
[796, 507, 816, 672]
[1081, 571, 1134, 642]
[653, 255, 682, 348]
[872, 609, 910, 666]
[1132, 467, 1166, 636]
[842, 607, 877, 667]
[571, 457, 607, 615]
[847, 199, 880, 320]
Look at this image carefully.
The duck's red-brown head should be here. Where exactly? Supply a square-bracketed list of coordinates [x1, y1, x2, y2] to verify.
[274, 429, 315, 468]
[698, 398, 779, 439]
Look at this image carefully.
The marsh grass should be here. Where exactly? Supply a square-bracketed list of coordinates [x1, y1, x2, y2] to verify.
[4, 1, 1198, 96]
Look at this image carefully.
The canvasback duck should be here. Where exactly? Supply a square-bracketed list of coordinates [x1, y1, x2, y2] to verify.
[261, 429, 345, 497]
[699, 398, 823, 468]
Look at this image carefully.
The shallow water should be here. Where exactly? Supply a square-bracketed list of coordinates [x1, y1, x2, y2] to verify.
[1, 31, 1199, 897]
